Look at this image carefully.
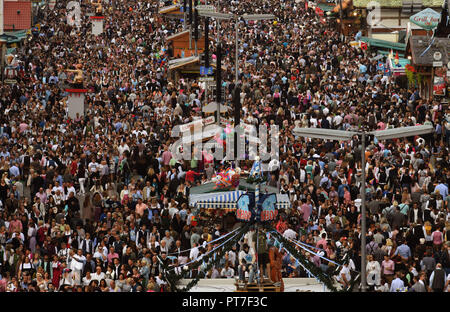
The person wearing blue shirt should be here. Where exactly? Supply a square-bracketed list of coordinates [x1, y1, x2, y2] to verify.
[434, 182, 448, 199]
[390, 272, 405, 292]
[9, 163, 20, 178]
[394, 240, 411, 261]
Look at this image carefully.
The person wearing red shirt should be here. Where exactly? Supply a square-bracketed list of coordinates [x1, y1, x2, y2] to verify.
[185, 170, 201, 183]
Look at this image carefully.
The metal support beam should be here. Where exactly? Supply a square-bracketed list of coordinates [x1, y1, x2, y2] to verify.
[360, 132, 367, 292]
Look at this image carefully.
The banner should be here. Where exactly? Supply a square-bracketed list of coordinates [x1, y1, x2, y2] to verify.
[433, 67, 446, 96]
[236, 193, 254, 222]
[409, 8, 440, 30]
[236, 192, 278, 223]
[258, 193, 278, 222]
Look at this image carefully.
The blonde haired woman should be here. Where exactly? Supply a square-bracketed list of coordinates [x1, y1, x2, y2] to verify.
[366, 254, 381, 290]
[36, 273, 48, 291]
[423, 221, 433, 246]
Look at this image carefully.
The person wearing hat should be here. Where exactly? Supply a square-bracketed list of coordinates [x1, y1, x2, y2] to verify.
[59, 268, 74, 290]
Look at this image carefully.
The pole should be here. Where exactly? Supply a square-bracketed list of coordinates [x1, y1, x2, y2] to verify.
[256, 224, 260, 285]
[189, 0, 193, 24]
[194, 8, 198, 55]
[0, 0, 4, 36]
[0, 0, 4, 83]
[360, 132, 367, 292]
[205, 17, 209, 68]
[339, 0, 344, 40]
[235, 17, 239, 86]
[216, 0, 220, 43]
[233, 85, 241, 166]
[216, 42, 222, 126]
[183, 0, 187, 30]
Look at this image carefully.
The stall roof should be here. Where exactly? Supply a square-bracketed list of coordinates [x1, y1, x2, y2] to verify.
[159, 4, 181, 14]
[166, 30, 190, 41]
[360, 36, 407, 51]
[190, 178, 279, 194]
[409, 36, 450, 66]
[190, 190, 291, 210]
[353, 0, 442, 8]
[317, 2, 335, 11]
[169, 56, 200, 70]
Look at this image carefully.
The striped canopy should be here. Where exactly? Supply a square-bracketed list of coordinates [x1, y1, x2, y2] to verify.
[191, 191, 291, 210]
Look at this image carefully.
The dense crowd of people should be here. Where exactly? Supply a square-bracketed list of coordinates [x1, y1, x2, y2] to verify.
[0, 0, 448, 292]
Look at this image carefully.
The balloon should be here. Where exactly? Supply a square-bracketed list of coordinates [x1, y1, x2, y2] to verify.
[224, 124, 232, 134]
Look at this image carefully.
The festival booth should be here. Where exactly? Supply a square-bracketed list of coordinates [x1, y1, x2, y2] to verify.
[160, 159, 353, 293]
[167, 30, 205, 59]
[387, 53, 410, 76]
[406, 36, 450, 100]
[168, 55, 201, 80]
[159, 4, 185, 19]
[190, 189, 290, 212]
[65, 88, 88, 119]
[90, 16, 105, 35]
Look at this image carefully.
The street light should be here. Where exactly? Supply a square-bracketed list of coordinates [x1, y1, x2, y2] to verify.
[197, 11, 275, 166]
[292, 125, 434, 292]
[198, 11, 275, 87]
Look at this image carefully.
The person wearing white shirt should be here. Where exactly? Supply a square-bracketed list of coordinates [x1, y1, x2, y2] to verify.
[189, 244, 199, 261]
[91, 266, 106, 282]
[52, 182, 64, 196]
[220, 263, 235, 278]
[93, 246, 107, 263]
[366, 255, 381, 288]
[118, 142, 130, 156]
[227, 248, 237, 268]
[283, 228, 298, 240]
[82, 271, 93, 286]
[238, 244, 255, 283]
[70, 249, 86, 285]
[336, 263, 351, 288]
[66, 186, 76, 200]
[57, 243, 70, 262]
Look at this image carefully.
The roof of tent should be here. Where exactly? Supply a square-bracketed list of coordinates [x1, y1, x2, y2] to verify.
[189, 178, 279, 194]
[190, 190, 291, 210]
[360, 36, 406, 52]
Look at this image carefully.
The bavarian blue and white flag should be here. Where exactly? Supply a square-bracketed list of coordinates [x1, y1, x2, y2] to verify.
[249, 160, 262, 179]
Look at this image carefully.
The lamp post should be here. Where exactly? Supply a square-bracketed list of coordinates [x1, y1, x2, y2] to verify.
[198, 11, 275, 165]
[292, 125, 434, 292]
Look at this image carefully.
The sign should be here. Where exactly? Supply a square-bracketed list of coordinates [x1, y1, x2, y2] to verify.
[236, 194, 254, 222]
[200, 66, 213, 76]
[199, 76, 214, 82]
[49, 0, 57, 10]
[203, 115, 215, 126]
[410, 8, 441, 30]
[433, 61, 443, 67]
[196, 5, 215, 11]
[433, 51, 442, 61]
[369, 54, 384, 62]
[220, 116, 233, 125]
[377, 61, 385, 72]
[178, 117, 216, 132]
[179, 118, 203, 132]
[433, 67, 446, 96]
[258, 194, 278, 222]
[236, 192, 278, 223]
